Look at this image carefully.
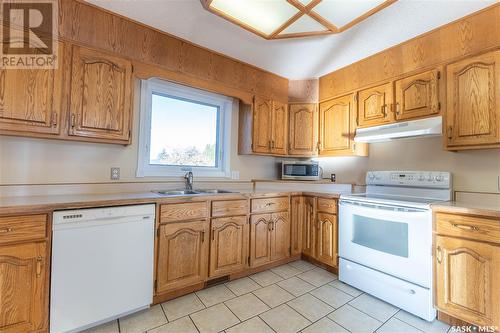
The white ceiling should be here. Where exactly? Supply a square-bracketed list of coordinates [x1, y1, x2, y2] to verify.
[86, 0, 497, 79]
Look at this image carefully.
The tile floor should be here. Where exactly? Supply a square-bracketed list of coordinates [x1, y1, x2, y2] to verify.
[84, 260, 452, 333]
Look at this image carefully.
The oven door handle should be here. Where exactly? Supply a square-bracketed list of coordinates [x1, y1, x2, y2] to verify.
[339, 199, 428, 213]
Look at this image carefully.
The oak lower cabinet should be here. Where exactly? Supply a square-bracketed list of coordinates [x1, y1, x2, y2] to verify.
[0, 215, 49, 333]
[209, 216, 249, 278]
[288, 104, 318, 157]
[291, 196, 315, 258]
[156, 220, 209, 294]
[357, 82, 394, 127]
[250, 212, 290, 268]
[445, 49, 500, 150]
[316, 213, 338, 267]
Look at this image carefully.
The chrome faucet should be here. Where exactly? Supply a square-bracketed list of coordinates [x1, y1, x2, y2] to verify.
[184, 171, 194, 191]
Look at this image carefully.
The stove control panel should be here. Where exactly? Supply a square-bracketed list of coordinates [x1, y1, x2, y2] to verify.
[366, 171, 451, 188]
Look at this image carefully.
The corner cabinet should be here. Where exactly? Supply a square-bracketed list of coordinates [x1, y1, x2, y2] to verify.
[445, 50, 500, 150]
[68, 45, 133, 144]
[357, 82, 394, 127]
[288, 104, 318, 157]
[319, 94, 368, 157]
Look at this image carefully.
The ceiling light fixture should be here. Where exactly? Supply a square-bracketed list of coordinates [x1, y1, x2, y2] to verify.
[201, 0, 397, 40]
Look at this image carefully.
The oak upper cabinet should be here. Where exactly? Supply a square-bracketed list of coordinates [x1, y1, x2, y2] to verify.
[68, 45, 132, 144]
[252, 96, 273, 154]
[394, 68, 441, 121]
[209, 216, 249, 278]
[156, 220, 209, 293]
[288, 104, 318, 156]
[0, 42, 63, 136]
[445, 50, 500, 150]
[319, 94, 367, 156]
[271, 100, 288, 155]
[250, 214, 272, 267]
[435, 235, 499, 327]
[301, 197, 316, 258]
[316, 212, 338, 267]
[357, 82, 394, 127]
[270, 212, 290, 261]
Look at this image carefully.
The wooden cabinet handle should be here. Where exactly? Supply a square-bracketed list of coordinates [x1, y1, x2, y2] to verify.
[201, 231, 205, 242]
[447, 126, 453, 140]
[36, 256, 43, 278]
[452, 223, 479, 231]
[212, 228, 215, 241]
[0, 227, 12, 233]
[265, 202, 275, 207]
[436, 246, 442, 264]
[395, 103, 401, 115]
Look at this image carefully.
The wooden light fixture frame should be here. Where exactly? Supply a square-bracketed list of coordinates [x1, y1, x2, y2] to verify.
[201, 0, 397, 40]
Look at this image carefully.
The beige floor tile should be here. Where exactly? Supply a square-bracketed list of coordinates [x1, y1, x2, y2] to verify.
[376, 318, 423, 333]
[328, 280, 363, 297]
[328, 304, 382, 333]
[196, 285, 236, 307]
[278, 276, 315, 297]
[287, 293, 334, 322]
[190, 304, 239, 333]
[83, 320, 119, 333]
[225, 293, 270, 321]
[297, 267, 337, 287]
[253, 284, 295, 308]
[271, 264, 302, 278]
[349, 294, 399, 322]
[260, 304, 311, 333]
[225, 277, 261, 296]
[119, 305, 167, 333]
[288, 260, 317, 272]
[161, 293, 205, 321]
[395, 310, 450, 333]
[250, 270, 283, 287]
[310, 285, 353, 308]
[302, 317, 349, 333]
[226, 317, 274, 333]
[148, 317, 198, 333]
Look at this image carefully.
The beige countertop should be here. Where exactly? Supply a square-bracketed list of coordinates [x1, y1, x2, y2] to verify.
[432, 201, 500, 219]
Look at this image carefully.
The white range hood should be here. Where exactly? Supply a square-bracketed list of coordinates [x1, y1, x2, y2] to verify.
[354, 116, 442, 143]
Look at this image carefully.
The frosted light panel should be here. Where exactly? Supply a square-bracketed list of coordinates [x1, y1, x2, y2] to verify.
[281, 15, 327, 34]
[210, 0, 299, 35]
[313, 0, 386, 27]
[298, 0, 314, 5]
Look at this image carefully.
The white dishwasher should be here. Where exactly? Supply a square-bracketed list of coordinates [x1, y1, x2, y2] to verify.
[51, 204, 155, 333]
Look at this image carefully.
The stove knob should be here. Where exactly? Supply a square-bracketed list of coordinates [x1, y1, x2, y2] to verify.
[435, 175, 444, 182]
[418, 174, 425, 181]
[427, 175, 434, 181]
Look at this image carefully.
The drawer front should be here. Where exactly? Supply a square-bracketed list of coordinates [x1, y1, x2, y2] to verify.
[317, 198, 337, 214]
[251, 197, 289, 213]
[212, 200, 248, 217]
[0, 214, 47, 245]
[160, 202, 208, 223]
[435, 213, 500, 244]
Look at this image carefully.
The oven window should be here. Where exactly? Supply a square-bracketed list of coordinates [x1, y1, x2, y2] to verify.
[352, 215, 409, 257]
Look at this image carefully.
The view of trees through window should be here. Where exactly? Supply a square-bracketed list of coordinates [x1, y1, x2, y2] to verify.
[149, 93, 219, 167]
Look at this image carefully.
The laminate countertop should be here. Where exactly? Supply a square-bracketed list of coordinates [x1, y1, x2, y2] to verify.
[432, 201, 500, 219]
[0, 190, 346, 215]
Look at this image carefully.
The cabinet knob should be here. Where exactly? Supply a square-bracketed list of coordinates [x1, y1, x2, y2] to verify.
[436, 246, 442, 264]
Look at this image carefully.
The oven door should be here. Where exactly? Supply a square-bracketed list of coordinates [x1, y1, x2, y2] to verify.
[339, 199, 432, 288]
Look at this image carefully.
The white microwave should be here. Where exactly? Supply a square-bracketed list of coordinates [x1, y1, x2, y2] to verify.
[281, 161, 320, 180]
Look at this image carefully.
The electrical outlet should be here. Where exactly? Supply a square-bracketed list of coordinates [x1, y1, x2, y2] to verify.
[111, 167, 120, 180]
[231, 171, 240, 180]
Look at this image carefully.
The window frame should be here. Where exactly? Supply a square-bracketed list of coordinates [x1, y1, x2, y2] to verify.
[137, 78, 233, 178]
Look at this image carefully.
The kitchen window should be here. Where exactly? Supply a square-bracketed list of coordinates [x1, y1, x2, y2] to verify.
[137, 79, 233, 178]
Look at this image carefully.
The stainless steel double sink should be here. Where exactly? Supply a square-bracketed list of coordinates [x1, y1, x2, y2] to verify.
[154, 189, 235, 196]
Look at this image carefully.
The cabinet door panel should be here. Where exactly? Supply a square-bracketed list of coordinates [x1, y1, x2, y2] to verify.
[0, 242, 47, 333]
[271, 212, 290, 261]
[395, 69, 440, 120]
[209, 216, 248, 277]
[156, 221, 208, 293]
[290, 197, 303, 256]
[435, 236, 499, 327]
[316, 213, 337, 267]
[272, 101, 288, 155]
[69, 45, 132, 142]
[319, 95, 351, 154]
[446, 50, 500, 148]
[302, 197, 316, 258]
[289, 104, 318, 156]
[252, 97, 272, 153]
[358, 82, 393, 127]
[250, 214, 271, 267]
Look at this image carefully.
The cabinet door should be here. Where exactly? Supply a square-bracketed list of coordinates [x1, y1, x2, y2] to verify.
[252, 96, 272, 153]
[395, 69, 440, 121]
[271, 212, 290, 261]
[435, 236, 500, 327]
[156, 221, 209, 294]
[209, 216, 249, 277]
[271, 100, 288, 155]
[316, 213, 338, 267]
[0, 242, 48, 333]
[358, 82, 393, 127]
[0, 43, 63, 136]
[288, 104, 318, 156]
[69, 45, 132, 143]
[319, 94, 354, 155]
[446, 50, 500, 148]
[302, 197, 316, 258]
[290, 197, 303, 256]
[250, 214, 271, 267]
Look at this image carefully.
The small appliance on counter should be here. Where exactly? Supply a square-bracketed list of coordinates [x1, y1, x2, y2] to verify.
[281, 160, 320, 180]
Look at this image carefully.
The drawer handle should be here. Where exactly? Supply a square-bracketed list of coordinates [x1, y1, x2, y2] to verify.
[452, 223, 479, 231]
[436, 246, 442, 264]
[36, 256, 43, 278]
[265, 202, 276, 207]
[0, 227, 12, 233]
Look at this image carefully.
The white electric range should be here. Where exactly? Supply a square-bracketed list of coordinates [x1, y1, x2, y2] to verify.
[339, 171, 452, 321]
